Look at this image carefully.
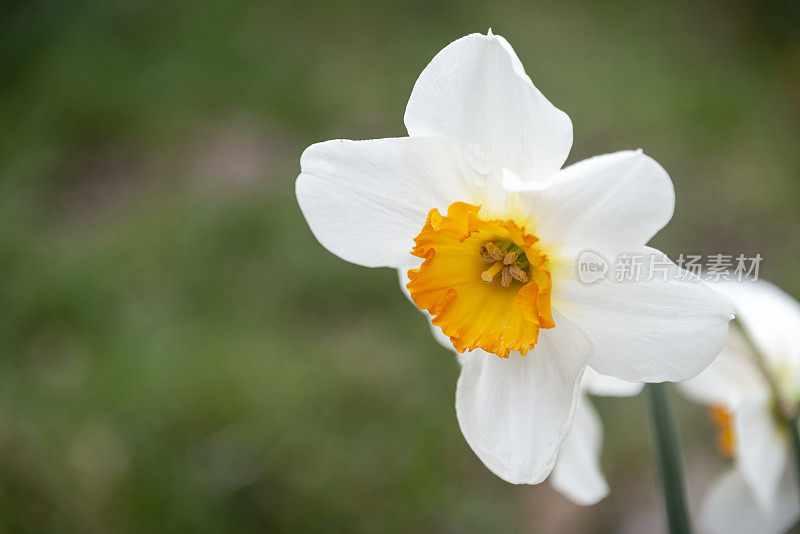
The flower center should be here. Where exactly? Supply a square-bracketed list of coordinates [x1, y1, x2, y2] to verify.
[479, 241, 530, 287]
[709, 405, 735, 458]
[405, 202, 554, 358]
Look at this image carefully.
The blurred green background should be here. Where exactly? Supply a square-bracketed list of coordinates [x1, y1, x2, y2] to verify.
[1, 0, 799, 532]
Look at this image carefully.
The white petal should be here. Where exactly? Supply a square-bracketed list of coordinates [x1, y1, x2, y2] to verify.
[734, 398, 788, 513]
[455, 311, 592, 484]
[297, 136, 470, 268]
[404, 32, 572, 180]
[550, 395, 609, 505]
[515, 150, 675, 256]
[555, 248, 734, 382]
[581, 367, 643, 397]
[713, 280, 800, 384]
[678, 328, 770, 407]
[701, 468, 799, 534]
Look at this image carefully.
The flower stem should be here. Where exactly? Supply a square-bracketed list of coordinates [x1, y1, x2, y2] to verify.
[645, 382, 692, 534]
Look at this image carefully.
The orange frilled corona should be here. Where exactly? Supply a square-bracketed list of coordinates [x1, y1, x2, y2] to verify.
[406, 202, 554, 358]
[710, 405, 736, 458]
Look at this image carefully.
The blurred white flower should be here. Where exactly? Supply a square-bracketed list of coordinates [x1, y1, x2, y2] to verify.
[679, 280, 800, 534]
[297, 31, 733, 484]
[550, 368, 642, 505]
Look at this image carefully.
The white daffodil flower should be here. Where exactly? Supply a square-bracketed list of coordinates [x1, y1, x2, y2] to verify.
[296, 31, 733, 484]
[551, 368, 642, 505]
[679, 280, 800, 534]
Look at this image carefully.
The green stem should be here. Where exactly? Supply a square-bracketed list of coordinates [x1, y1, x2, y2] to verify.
[645, 383, 692, 534]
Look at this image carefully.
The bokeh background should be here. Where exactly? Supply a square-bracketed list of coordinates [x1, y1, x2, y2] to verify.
[2, 0, 800, 532]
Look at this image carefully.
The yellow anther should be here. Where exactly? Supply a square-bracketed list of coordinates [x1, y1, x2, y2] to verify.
[481, 261, 505, 282]
[480, 242, 505, 262]
[501, 267, 512, 288]
[508, 265, 528, 283]
[503, 251, 518, 265]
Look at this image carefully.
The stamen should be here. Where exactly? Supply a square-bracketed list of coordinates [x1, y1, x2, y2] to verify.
[500, 267, 512, 288]
[508, 265, 528, 283]
[481, 261, 505, 282]
[480, 242, 505, 262]
[479, 241, 531, 287]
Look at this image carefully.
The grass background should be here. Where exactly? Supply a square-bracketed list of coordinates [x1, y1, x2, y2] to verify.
[1, 0, 799, 532]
